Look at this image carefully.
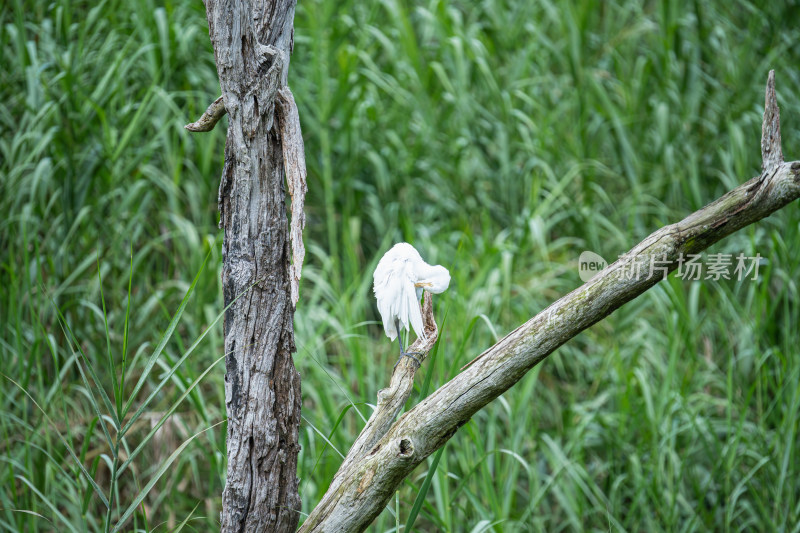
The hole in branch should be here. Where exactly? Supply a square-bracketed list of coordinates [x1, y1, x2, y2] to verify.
[398, 438, 413, 457]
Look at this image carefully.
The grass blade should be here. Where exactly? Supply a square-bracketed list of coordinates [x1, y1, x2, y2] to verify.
[404, 445, 445, 531]
[117, 353, 225, 476]
[2, 374, 110, 509]
[110, 420, 225, 532]
[119, 268, 239, 438]
[96, 254, 119, 414]
[122, 241, 215, 418]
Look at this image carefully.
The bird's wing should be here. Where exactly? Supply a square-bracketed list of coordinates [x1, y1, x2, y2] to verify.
[374, 255, 406, 341]
[375, 275, 399, 340]
[399, 261, 425, 342]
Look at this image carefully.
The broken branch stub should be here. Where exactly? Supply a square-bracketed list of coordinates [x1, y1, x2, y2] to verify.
[184, 95, 226, 132]
[762, 69, 783, 172]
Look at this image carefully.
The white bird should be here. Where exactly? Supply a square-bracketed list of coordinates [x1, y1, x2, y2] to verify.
[373, 242, 450, 365]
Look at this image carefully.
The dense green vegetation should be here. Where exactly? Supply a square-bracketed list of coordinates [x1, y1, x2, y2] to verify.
[2, 0, 800, 530]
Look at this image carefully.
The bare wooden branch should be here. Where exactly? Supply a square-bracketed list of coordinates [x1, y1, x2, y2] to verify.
[762, 70, 783, 171]
[184, 95, 226, 132]
[276, 86, 308, 308]
[331, 294, 438, 482]
[298, 74, 800, 533]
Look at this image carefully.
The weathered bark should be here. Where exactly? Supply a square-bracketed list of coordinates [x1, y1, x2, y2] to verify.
[299, 73, 799, 532]
[199, 1, 303, 531]
[275, 86, 307, 308]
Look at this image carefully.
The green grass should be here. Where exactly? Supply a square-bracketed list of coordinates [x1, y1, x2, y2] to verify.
[2, 0, 800, 531]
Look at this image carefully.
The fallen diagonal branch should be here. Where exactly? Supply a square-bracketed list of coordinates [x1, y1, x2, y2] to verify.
[299, 71, 800, 532]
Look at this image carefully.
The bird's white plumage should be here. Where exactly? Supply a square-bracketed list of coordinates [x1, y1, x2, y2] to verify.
[373, 242, 450, 343]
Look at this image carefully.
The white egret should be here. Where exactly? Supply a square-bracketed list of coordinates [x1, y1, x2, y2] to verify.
[373, 242, 450, 366]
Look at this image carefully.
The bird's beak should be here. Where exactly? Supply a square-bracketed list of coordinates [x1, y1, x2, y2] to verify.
[414, 282, 433, 288]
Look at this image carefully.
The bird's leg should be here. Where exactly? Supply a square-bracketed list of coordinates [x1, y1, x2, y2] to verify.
[393, 319, 423, 368]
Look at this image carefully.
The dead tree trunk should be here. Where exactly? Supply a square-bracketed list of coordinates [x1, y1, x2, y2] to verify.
[189, 1, 306, 530]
